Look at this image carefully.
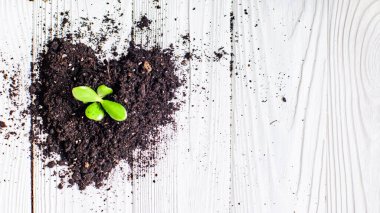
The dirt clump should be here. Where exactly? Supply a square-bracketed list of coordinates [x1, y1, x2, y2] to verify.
[30, 38, 184, 190]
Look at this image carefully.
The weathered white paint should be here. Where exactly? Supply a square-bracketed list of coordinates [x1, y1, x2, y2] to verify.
[1, 0, 380, 212]
[231, 0, 380, 212]
[0, 1, 33, 213]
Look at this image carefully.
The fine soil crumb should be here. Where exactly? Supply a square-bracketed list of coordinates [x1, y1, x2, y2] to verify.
[214, 47, 228, 61]
[0, 121, 6, 128]
[153, 0, 161, 9]
[136, 15, 152, 30]
[30, 38, 184, 190]
[181, 33, 190, 44]
[57, 183, 63, 189]
[184, 52, 192, 60]
[46, 161, 56, 168]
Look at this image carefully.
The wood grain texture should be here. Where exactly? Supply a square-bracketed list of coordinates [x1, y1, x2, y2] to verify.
[185, 0, 232, 211]
[132, 0, 232, 212]
[231, 0, 380, 212]
[131, 0, 191, 213]
[0, 1, 33, 212]
[31, 1, 133, 212]
[1, 0, 380, 212]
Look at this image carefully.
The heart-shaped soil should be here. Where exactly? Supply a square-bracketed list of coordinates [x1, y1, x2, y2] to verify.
[30, 38, 184, 190]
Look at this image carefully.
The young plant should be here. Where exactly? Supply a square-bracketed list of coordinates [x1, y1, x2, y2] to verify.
[72, 85, 127, 122]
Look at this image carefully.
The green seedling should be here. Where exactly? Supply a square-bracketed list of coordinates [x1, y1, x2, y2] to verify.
[72, 85, 127, 122]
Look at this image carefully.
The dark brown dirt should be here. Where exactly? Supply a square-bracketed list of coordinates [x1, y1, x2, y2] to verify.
[136, 15, 152, 30]
[184, 52, 192, 60]
[0, 121, 6, 128]
[30, 38, 184, 190]
[214, 47, 228, 61]
[181, 33, 190, 45]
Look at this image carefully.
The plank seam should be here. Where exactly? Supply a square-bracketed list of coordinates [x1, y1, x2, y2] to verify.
[229, 0, 234, 212]
[30, 1, 36, 213]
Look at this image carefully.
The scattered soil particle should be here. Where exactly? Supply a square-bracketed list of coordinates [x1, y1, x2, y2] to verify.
[184, 52, 192, 60]
[181, 34, 190, 40]
[0, 121, 6, 128]
[214, 47, 228, 61]
[31, 38, 184, 190]
[46, 161, 56, 168]
[270, 120, 278, 125]
[282, 97, 287, 102]
[136, 15, 152, 30]
[61, 17, 70, 27]
[181, 33, 190, 44]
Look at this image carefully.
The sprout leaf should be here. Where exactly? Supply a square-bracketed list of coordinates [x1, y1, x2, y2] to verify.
[97, 85, 113, 98]
[101, 100, 127, 121]
[85, 102, 105, 121]
[72, 86, 102, 103]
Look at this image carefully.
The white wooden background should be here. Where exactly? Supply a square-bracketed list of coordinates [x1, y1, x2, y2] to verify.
[1, 0, 380, 212]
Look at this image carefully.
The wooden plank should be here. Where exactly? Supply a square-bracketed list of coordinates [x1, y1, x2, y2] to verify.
[0, 0, 33, 212]
[131, 0, 232, 212]
[131, 0, 191, 212]
[186, 1, 232, 211]
[131, 0, 190, 213]
[231, 0, 380, 212]
[31, 1, 134, 212]
[2, 0, 380, 212]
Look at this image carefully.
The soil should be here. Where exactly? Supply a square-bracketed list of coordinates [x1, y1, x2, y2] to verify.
[184, 52, 192, 60]
[30, 38, 184, 190]
[0, 121, 6, 128]
[214, 47, 228, 61]
[136, 15, 152, 30]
